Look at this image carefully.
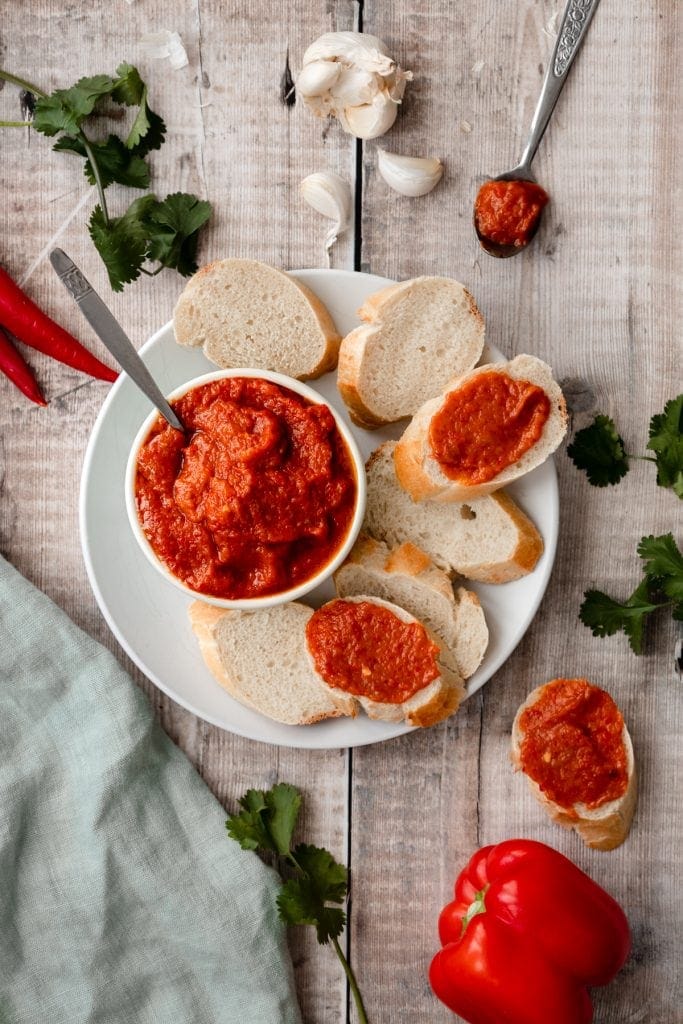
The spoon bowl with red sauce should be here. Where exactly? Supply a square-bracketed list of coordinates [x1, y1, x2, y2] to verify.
[474, 0, 602, 257]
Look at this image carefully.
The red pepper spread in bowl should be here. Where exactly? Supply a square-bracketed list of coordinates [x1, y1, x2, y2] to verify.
[134, 377, 357, 600]
[428, 370, 550, 485]
[518, 678, 628, 811]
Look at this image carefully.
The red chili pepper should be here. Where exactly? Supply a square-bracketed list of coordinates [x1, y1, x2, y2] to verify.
[0, 266, 117, 382]
[0, 325, 47, 406]
[430, 839, 630, 1024]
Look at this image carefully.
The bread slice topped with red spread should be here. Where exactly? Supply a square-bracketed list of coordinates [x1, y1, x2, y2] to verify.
[337, 276, 485, 429]
[189, 596, 464, 728]
[305, 596, 464, 727]
[173, 258, 341, 380]
[334, 535, 488, 680]
[364, 442, 544, 584]
[511, 678, 637, 851]
[394, 354, 567, 502]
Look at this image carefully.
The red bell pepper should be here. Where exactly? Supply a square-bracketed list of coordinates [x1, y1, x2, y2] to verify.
[0, 265, 117, 382]
[430, 839, 630, 1024]
[0, 325, 47, 405]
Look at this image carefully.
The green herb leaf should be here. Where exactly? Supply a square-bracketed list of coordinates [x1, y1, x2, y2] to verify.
[277, 844, 348, 944]
[638, 533, 683, 609]
[145, 192, 212, 276]
[88, 197, 154, 291]
[130, 107, 166, 156]
[111, 62, 145, 106]
[226, 782, 301, 857]
[647, 395, 683, 498]
[567, 414, 630, 487]
[33, 75, 114, 136]
[54, 134, 150, 189]
[580, 579, 662, 654]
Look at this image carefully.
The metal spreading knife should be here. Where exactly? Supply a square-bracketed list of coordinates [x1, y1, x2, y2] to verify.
[49, 248, 185, 433]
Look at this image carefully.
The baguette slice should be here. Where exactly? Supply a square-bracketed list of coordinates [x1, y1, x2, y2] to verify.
[305, 595, 464, 727]
[511, 680, 637, 851]
[394, 355, 567, 501]
[337, 276, 485, 428]
[174, 259, 341, 380]
[334, 535, 488, 679]
[188, 601, 356, 726]
[365, 442, 543, 584]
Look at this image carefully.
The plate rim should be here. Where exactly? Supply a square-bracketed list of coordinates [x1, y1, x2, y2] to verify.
[79, 268, 559, 749]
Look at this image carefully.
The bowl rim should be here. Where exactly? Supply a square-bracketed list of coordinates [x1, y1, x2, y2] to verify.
[124, 367, 367, 609]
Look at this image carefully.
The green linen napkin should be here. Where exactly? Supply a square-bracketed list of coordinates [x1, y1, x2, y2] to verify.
[0, 555, 302, 1024]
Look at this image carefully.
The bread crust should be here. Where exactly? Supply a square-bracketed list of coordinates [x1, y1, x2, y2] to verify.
[511, 680, 637, 851]
[394, 355, 568, 502]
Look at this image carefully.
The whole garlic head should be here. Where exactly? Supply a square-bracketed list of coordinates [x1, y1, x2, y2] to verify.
[298, 31, 412, 140]
[377, 149, 444, 197]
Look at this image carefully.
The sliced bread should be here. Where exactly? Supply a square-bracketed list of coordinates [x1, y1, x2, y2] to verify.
[364, 442, 543, 584]
[188, 601, 356, 726]
[394, 354, 567, 501]
[511, 679, 637, 851]
[304, 595, 464, 727]
[337, 276, 485, 428]
[173, 258, 341, 380]
[334, 534, 488, 679]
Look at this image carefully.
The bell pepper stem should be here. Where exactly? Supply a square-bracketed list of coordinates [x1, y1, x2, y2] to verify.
[461, 884, 490, 937]
[331, 935, 369, 1024]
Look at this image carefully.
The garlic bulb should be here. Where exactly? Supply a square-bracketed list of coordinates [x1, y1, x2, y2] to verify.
[377, 149, 444, 197]
[298, 31, 412, 140]
[300, 172, 353, 258]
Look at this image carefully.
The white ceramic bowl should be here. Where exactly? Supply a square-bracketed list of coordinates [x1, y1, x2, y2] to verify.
[124, 368, 367, 609]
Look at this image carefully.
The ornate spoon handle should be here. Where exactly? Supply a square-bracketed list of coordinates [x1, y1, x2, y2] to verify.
[518, 0, 602, 173]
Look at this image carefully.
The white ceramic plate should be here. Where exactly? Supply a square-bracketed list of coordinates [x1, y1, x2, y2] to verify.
[80, 269, 559, 750]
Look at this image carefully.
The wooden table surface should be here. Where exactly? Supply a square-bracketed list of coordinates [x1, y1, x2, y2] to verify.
[1, 2, 681, 1022]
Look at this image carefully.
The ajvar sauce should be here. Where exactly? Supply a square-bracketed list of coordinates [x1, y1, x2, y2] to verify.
[306, 600, 441, 703]
[134, 377, 357, 599]
[474, 179, 549, 249]
[428, 370, 550, 485]
[519, 678, 628, 812]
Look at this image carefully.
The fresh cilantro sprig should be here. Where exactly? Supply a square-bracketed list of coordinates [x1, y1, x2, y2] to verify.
[0, 66, 211, 291]
[580, 533, 683, 653]
[568, 396, 683, 499]
[227, 783, 369, 1024]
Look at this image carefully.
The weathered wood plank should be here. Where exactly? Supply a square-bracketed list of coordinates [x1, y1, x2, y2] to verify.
[0, 3, 357, 1022]
[353, 0, 682, 1021]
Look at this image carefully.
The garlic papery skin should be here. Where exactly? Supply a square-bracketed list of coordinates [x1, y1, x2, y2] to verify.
[300, 172, 353, 259]
[298, 31, 412, 139]
[377, 149, 444, 197]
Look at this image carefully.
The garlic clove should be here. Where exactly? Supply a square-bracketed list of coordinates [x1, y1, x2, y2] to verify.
[302, 31, 395, 76]
[343, 94, 398, 140]
[296, 59, 342, 98]
[377, 149, 444, 197]
[330, 66, 378, 106]
[300, 172, 353, 253]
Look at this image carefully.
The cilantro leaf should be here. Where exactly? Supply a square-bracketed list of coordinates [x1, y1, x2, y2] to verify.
[33, 75, 114, 136]
[277, 844, 348, 944]
[88, 197, 153, 291]
[130, 106, 166, 156]
[145, 192, 212, 276]
[111, 62, 145, 106]
[567, 414, 630, 486]
[226, 783, 301, 857]
[54, 134, 150, 189]
[638, 533, 683, 608]
[580, 579, 662, 654]
[647, 395, 683, 498]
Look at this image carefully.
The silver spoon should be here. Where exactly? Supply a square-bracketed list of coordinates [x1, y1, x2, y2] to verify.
[475, 0, 602, 258]
[49, 248, 185, 432]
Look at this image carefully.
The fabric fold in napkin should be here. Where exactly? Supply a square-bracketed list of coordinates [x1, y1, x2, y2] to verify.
[0, 555, 302, 1024]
